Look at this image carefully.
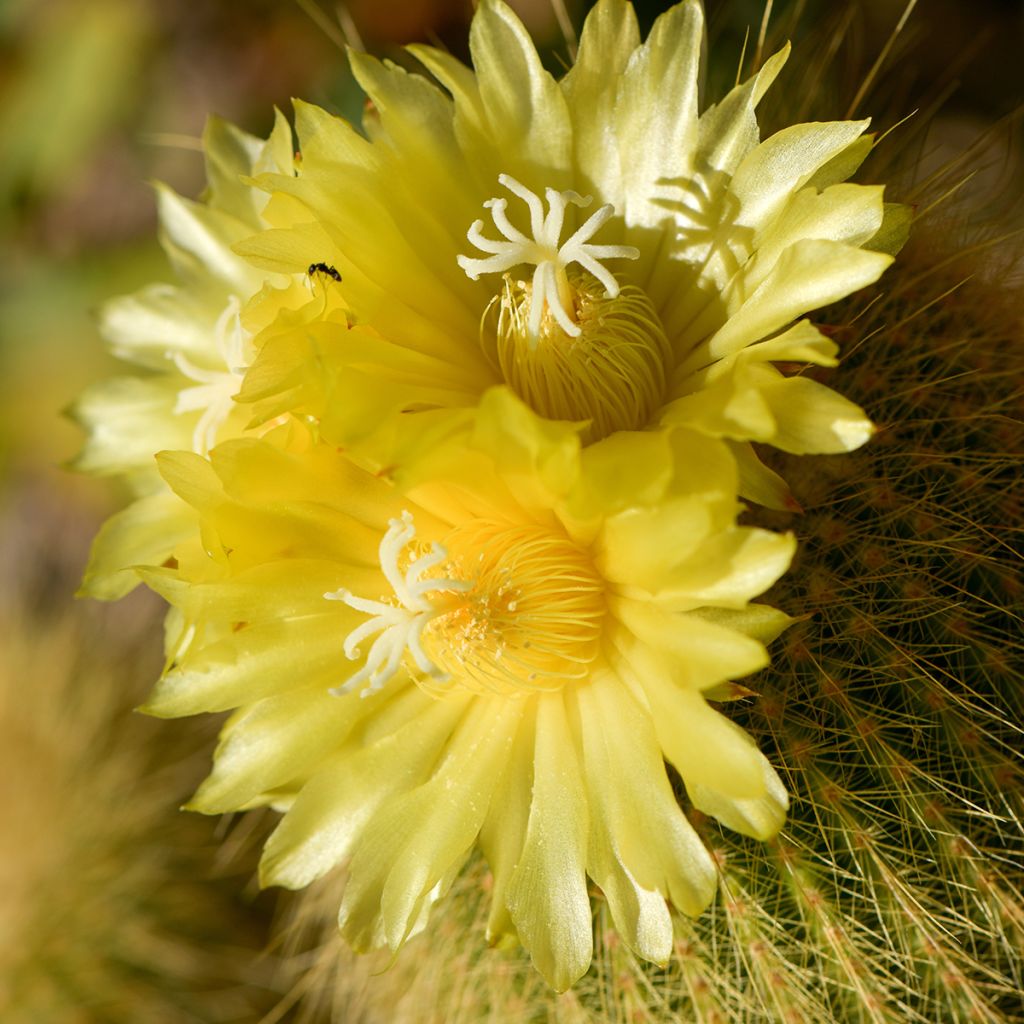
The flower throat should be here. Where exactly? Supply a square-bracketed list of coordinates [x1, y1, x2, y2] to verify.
[459, 174, 671, 443]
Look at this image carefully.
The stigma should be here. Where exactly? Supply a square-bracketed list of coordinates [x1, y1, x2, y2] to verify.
[324, 512, 472, 698]
[328, 514, 606, 699]
[457, 174, 639, 341]
[171, 296, 252, 455]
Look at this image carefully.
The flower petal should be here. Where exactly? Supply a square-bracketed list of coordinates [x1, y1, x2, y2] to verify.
[470, 0, 571, 184]
[684, 238, 893, 366]
[79, 491, 196, 600]
[615, 0, 702, 236]
[637, 679, 768, 801]
[260, 690, 469, 889]
[758, 373, 876, 454]
[187, 683, 383, 813]
[339, 696, 523, 952]
[561, 0, 640, 201]
[143, 612, 356, 717]
[505, 692, 592, 991]
[688, 756, 789, 840]
[578, 671, 716, 927]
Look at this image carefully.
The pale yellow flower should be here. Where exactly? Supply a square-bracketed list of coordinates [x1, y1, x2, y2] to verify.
[141, 393, 794, 990]
[236, 0, 903, 505]
[72, 114, 295, 598]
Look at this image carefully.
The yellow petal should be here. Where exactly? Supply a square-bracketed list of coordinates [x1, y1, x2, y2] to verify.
[691, 239, 893, 365]
[156, 449, 223, 511]
[696, 45, 789, 176]
[638, 679, 767, 801]
[260, 690, 468, 889]
[202, 111, 292, 224]
[188, 682, 383, 813]
[339, 696, 523, 952]
[101, 284, 221, 369]
[866, 201, 913, 255]
[688, 757, 789, 839]
[616, 0, 702, 239]
[759, 374, 875, 453]
[612, 600, 770, 690]
[143, 611, 352, 716]
[652, 527, 796, 610]
[505, 692, 592, 992]
[470, 387, 581, 510]
[71, 377, 191, 476]
[730, 120, 871, 229]
[577, 671, 715, 927]
[155, 183, 263, 295]
[692, 603, 793, 646]
[470, 0, 571, 184]
[561, 0, 640, 202]
[79, 492, 196, 600]
[726, 440, 795, 510]
[748, 183, 884, 275]
[137, 559, 365, 623]
[479, 703, 535, 945]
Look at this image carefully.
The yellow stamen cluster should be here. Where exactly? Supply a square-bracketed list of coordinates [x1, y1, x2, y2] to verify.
[423, 520, 606, 696]
[485, 270, 672, 443]
[328, 514, 606, 700]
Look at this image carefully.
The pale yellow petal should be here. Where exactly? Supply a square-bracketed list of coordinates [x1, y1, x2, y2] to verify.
[260, 691, 469, 889]
[726, 440, 795, 510]
[339, 697, 522, 952]
[71, 377, 192, 476]
[748, 183, 884, 276]
[652, 527, 796, 610]
[612, 600, 770, 690]
[101, 284, 221, 369]
[687, 239, 893, 365]
[696, 46, 789, 176]
[188, 682, 385, 813]
[759, 373, 875, 453]
[202, 115, 279, 225]
[561, 0, 640, 200]
[692, 603, 793, 646]
[729, 120, 871, 229]
[470, 0, 571, 185]
[506, 692, 592, 992]
[806, 133, 873, 189]
[688, 757, 789, 839]
[638, 678, 766, 800]
[143, 612, 353, 716]
[479, 703, 535, 945]
[577, 671, 715, 926]
[155, 184, 264, 295]
[867, 201, 914, 255]
[615, 0, 702, 239]
[79, 491, 196, 600]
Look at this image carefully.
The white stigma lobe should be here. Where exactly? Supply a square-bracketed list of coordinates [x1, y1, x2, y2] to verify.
[324, 512, 472, 699]
[457, 174, 638, 340]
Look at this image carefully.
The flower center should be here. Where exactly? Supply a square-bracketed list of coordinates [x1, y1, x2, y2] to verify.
[326, 513, 605, 699]
[485, 270, 672, 444]
[459, 175, 671, 443]
[458, 174, 639, 339]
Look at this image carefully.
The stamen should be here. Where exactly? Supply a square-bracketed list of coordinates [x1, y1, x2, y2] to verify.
[458, 174, 639, 341]
[324, 512, 472, 699]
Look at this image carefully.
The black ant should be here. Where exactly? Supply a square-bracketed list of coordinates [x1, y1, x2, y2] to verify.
[307, 262, 342, 282]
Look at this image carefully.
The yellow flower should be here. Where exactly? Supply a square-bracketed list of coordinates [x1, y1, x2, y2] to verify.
[72, 114, 296, 599]
[236, 0, 903, 505]
[140, 392, 794, 990]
